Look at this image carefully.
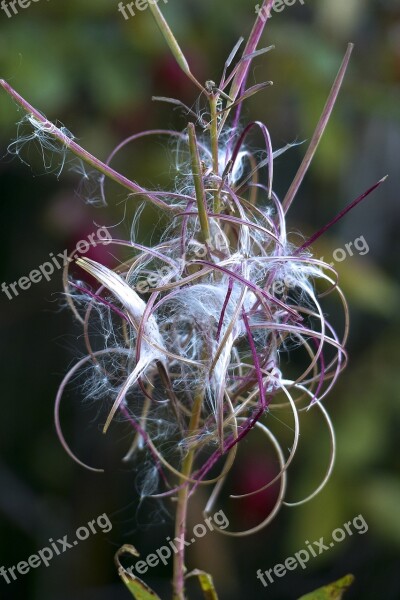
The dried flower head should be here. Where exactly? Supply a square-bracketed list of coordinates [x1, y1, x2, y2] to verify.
[1, 1, 386, 597]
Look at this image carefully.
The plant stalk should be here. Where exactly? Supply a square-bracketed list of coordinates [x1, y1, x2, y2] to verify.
[0, 80, 171, 212]
[209, 95, 221, 213]
[172, 392, 203, 600]
[188, 123, 211, 244]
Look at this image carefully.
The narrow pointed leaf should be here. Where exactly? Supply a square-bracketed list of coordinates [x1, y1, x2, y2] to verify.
[226, 37, 245, 69]
[237, 45, 275, 63]
[115, 545, 162, 600]
[147, 3, 203, 91]
[283, 44, 354, 213]
[297, 574, 354, 600]
[152, 96, 207, 128]
[221, 0, 275, 128]
[186, 569, 219, 600]
[217, 82, 273, 113]
[220, 37, 244, 86]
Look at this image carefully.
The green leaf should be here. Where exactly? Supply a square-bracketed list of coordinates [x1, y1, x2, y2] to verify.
[186, 569, 219, 600]
[297, 574, 354, 600]
[115, 545, 162, 600]
[147, 1, 202, 92]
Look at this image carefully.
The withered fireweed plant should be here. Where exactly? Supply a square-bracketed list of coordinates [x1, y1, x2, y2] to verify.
[1, 1, 386, 598]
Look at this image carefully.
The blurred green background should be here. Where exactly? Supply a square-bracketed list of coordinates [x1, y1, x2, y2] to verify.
[0, 0, 399, 598]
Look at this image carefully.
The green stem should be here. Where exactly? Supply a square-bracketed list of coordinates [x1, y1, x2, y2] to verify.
[172, 393, 203, 600]
[209, 95, 221, 213]
[188, 123, 211, 244]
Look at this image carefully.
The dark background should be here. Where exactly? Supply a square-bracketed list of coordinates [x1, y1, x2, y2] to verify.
[0, 0, 399, 598]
